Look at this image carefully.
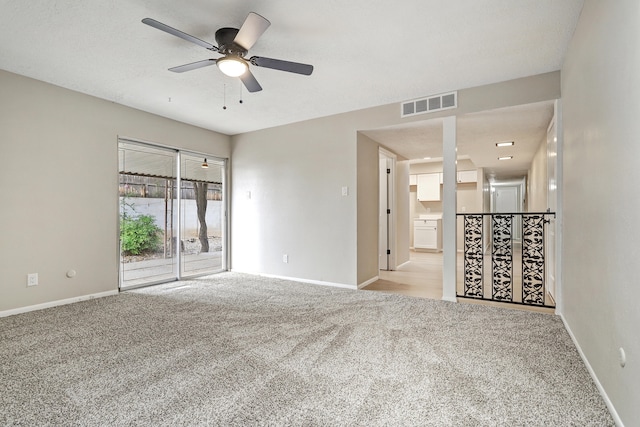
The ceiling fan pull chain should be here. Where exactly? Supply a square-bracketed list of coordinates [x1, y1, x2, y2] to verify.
[223, 83, 227, 110]
[239, 84, 243, 104]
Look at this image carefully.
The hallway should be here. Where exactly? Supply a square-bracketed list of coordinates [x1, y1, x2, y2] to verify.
[364, 250, 553, 313]
[364, 251, 443, 300]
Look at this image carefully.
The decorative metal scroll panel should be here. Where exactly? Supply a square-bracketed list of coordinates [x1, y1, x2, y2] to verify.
[522, 215, 546, 305]
[463, 215, 483, 298]
[492, 215, 513, 302]
[457, 212, 555, 308]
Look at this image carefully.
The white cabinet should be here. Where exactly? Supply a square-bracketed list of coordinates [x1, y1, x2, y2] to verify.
[414, 219, 442, 251]
[416, 173, 440, 201]
[457, 170, 478, 183]
[415, 170, 477, 186]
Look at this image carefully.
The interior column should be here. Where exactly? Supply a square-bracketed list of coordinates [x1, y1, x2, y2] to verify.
[442, 116, 457, 302]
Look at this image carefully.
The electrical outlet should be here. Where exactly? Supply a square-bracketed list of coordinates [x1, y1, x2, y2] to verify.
[27, 273, 38, 287]
[283, 254, 288, 263]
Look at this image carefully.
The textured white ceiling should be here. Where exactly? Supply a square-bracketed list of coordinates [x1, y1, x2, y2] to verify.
[0, 0, 583, 137]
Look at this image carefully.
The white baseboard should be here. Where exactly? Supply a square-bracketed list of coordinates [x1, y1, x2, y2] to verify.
[358, 276, 379, 289]
[560, 314, 624, 427]
[441, 296, 458, 303]
[231, 269, 358, 290]
[0, 290, 119, 318]
[394, 260, 411, 270]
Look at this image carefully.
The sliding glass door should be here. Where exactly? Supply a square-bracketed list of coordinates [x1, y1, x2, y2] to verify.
[118, 140, 226, 289]
[180, 153, 226, 277]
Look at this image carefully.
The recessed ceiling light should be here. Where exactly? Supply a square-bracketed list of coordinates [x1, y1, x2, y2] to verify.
[496, 141, 514, 147]
[498, 156, 513, 160]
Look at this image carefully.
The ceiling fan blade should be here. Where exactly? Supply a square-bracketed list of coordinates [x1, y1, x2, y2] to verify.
[250, 56, 313, 75]
[169, 59, 217, 73]
[234, 12, 271, 50]
[239, 70, 263, 93]
[142, 18, 218, 51]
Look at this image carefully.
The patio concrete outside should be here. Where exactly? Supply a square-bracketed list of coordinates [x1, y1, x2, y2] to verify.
[120, 250, 223, 289]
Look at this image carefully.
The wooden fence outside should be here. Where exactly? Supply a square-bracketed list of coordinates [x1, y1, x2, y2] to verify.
[119, 174, 222, 201]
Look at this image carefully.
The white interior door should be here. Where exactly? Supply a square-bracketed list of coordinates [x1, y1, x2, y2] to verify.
[495, 186, 518, 212]
[493, 185, 522, 240]
[379, 157, 389, 270]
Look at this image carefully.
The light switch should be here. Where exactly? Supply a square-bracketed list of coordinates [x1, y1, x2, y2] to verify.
[342, 186, 349, 196]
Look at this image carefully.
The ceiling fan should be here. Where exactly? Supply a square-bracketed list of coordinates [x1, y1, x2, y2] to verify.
[142, 12, 314, 93]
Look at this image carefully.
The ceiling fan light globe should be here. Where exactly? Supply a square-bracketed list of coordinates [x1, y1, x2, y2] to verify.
[217, 57, 248, 77]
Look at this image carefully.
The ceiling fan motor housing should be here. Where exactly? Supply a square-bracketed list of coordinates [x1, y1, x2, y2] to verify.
[215, 28, 247, 56]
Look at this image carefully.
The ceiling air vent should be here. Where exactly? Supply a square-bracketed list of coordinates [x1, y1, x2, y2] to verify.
[401, 91, 457, 118]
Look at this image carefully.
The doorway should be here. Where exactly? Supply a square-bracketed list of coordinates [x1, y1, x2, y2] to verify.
[490, 179, 525, 241]
[118, 140, 227, 289]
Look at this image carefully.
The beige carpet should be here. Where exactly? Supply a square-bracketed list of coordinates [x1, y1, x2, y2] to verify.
[0, 272, 613, 426]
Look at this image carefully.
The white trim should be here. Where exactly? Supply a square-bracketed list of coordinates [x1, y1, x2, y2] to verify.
[230, 269, 358, 290]
[560, 314, 624, 427]
[554, 99, 564, 315]
[382, 149, 397, 270]
[394, 260, 410, 270]
[441, 296, 457, 303]
[0, 290, 119, 318]
[378, 147, 396, 160]
[358, 276, 379, 289]
[379, 150, 397, 270]
[176, 151, 183, 280]
[117, 136, 228, 162]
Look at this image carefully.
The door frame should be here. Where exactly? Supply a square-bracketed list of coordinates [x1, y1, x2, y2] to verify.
[379, 148, 397, 270]
[546, 104, 559, 302]
[118, 138, 228, 290]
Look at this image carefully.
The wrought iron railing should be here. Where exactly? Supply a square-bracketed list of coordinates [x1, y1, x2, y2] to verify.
[456, 212, 556, 308]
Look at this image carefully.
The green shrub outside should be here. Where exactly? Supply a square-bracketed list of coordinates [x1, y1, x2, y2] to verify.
[120, 214, 162, 255]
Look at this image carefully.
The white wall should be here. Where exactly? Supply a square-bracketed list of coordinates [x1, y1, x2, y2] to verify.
[0, 70, 230, 313]
[395, 161, 411, 267]
[561, 0, 640, 424]
[527, 137, 548, 212]
[229, 73, 561, 289]
[0, 70, 560, 311]
[230, 118, 359, 286]
[357, 134, 380, 284]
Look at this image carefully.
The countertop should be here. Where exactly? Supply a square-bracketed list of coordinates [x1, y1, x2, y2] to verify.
[416, 214, 442, 220]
